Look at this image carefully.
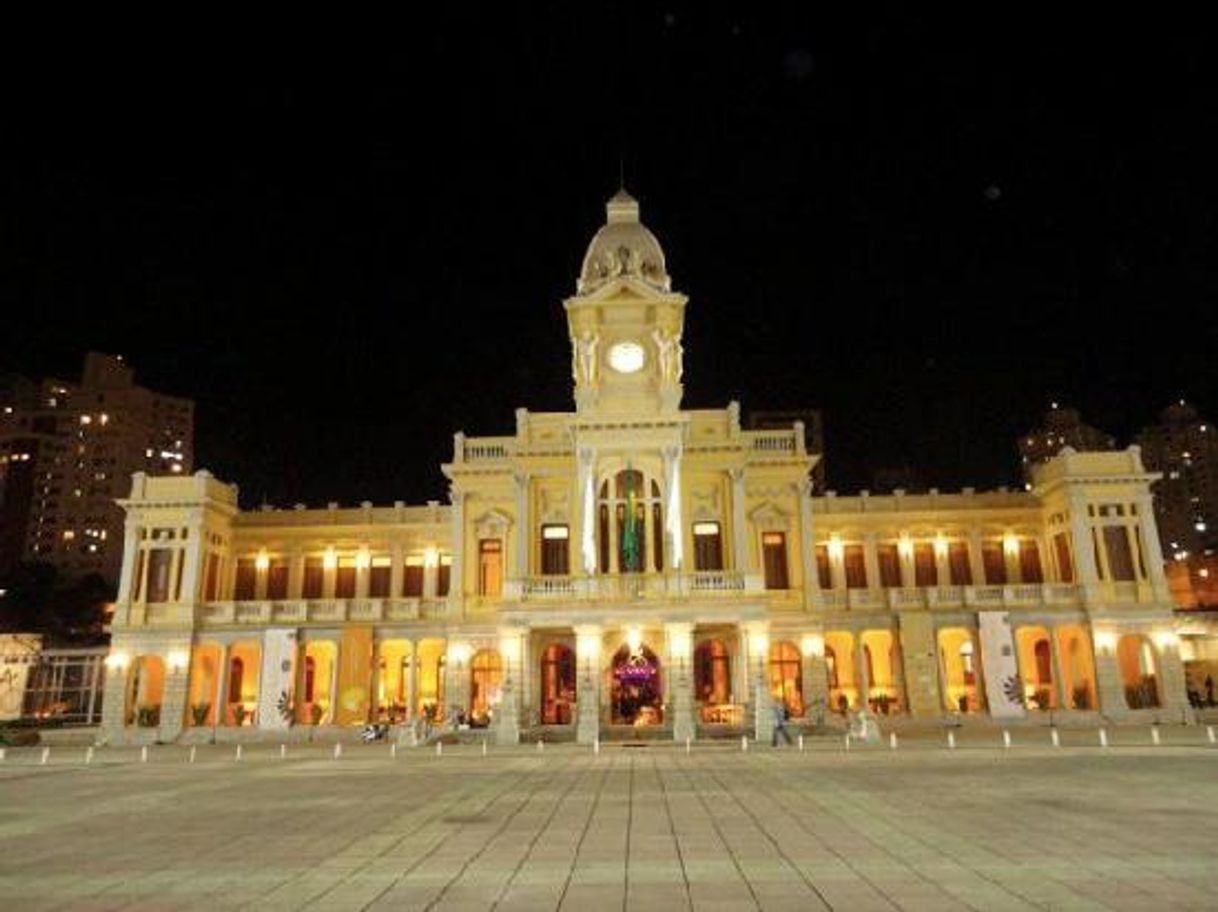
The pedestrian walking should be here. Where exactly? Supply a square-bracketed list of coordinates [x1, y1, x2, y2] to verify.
[771, 700, 793, 747]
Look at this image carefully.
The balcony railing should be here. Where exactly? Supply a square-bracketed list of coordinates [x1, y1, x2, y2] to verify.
[517, 570, 749, 601]
[196, 597, 451, 626]
[816, 583, 1083, 612]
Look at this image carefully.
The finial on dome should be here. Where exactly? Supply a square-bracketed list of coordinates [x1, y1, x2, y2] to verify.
[606, 187, 639, 225]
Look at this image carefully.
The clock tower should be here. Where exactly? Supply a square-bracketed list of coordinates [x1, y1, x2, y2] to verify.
[565, 189, 688, 417]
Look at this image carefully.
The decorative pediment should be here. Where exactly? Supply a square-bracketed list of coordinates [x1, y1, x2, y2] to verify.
[473, 508, 514, 540]
[539, 488, 571, 524]
[748, 501, 791, 531]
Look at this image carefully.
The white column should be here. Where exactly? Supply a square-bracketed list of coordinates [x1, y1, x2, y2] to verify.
[1135, 494, 1170, 598]
[578, 447, 597, 574]
[731, 468, 751, 572]
[288, 549, 305, 599]
[179, 510, 204, 603]
[663, 446, 684, 571]
[574, 625, 601, 744]
[116, 519, 141, 604]
[514, 472, 530, 580]
[797, 479, 816, 603]
[449, 491, 466, 603]
[389, 541, 404, 600]
[1068, 493, 1100, 583]
[666, 622, 695, 742]
[968, 529, 986, 586]
[863, 533, 881, 592]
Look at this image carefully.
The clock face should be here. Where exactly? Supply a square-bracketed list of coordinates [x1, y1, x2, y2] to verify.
[607, 341, 645, 374]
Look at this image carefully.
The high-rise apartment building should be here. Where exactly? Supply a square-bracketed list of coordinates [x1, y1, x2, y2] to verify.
[0, 353, 193, 584]
[1136, 400, 1218, 560]
[1018, 404, 1117, 485]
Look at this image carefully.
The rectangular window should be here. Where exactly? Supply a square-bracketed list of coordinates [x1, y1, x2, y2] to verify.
[147, 548, 174, 603]
[693, 522, 724, 571]
[1104, 526, 1136, 581]
[1018, 540, 1043, 583]
[132, 550, 145, 601]
[335, 559, 356, 598]
[267, 560, 289, 600]
[541, 524, 570, 575]
[815, 545, 831, 589]
[402, 556, 424, 597]
[761, 532, 789, 590]
[437, 554, 451, 595]
[1054, 532, 1074, 583]
[948, 542, 972, 585]
[878, 544, 901, 588]
[233, 557, 257, 601]
[983, 542, 1007, 585]
[303, 557, 324, 599]
[369, 556, 391, 597]
[203, 553, 219, 601]
[479, 540, 502, 596]
[913, 543, 937, 587]
[844, 544, 867, 589]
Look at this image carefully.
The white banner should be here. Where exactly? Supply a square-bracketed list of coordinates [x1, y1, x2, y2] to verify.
[258, 628, 298, 729]
[0, 635, 41, 721]
[978, 611, 1026, 719]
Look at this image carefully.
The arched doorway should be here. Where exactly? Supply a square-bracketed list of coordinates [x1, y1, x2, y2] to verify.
[469, 649, 503, 724]
[611, 643, 663, 725]
[694, 638, 733, 722]
[1118, 634, 1160, 709]
[939, 628, 981, 713]
[540, 644, 576, 724]
[768, 641, 804, 718]
[125, 656, 165, 728]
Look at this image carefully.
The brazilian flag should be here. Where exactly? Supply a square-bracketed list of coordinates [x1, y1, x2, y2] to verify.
[622, 491, 642, 572]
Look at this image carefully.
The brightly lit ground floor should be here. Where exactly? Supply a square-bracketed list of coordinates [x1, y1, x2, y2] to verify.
[4, 742, 1218, 910]
[99, 606, 1191, 745]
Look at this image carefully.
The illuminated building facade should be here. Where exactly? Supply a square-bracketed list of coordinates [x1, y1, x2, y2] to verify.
[0, 353, 193, 583]
[98, 191, 1189, 745]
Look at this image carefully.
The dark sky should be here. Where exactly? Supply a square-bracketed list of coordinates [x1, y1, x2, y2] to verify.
[3, 10, 1216, 508]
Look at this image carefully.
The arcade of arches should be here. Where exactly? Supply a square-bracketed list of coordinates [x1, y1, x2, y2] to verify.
[118, 619, 1141, 735]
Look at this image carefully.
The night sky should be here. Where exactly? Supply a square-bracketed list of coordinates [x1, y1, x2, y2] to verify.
[3, 10, 1216, 508]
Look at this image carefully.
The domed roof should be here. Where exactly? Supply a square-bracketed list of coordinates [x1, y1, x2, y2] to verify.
[577, 189, 671, 294]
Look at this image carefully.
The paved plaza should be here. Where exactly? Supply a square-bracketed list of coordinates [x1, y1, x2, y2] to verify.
[1, 730, 1217, 911]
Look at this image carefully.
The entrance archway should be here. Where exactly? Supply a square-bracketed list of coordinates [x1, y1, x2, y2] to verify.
[611, 643, 663, 725]
[540, 644, 576, 724]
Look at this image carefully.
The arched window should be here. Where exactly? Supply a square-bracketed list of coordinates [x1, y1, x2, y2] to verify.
[228, 657, 244, 704]
[304, 656, 316, 703]
[1033, 639, 1052, 685]
[596, 470, 665, 573]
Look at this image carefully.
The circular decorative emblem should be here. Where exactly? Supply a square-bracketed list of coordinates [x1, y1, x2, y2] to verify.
[607, 341, 645, 374]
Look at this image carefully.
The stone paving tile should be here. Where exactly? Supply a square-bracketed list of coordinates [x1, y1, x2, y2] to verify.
[3, 740, 1218, 910]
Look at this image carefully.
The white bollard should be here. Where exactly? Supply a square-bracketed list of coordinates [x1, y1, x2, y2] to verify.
[1003, 730, 1011, 750]
[0, 747, 6, 761]
[280, 744, 287, 759]
[685, 737, 691, 754]
[436, 741, 443, 756]
[798, 734, 805, 752]
[481, 739, 487, 757]
[333, 742, 343, 760]
[1099, 728, 1109, 748]
[1151, 726, 1161, 746]
[141, 746, 148, 763]
[741, 736, 748, 752]
[537, 739, 544, 752]
[189, 746, 196, 764]
[1208, 725, 1216, 745]
[1051, 728, 1060, 748]
[890, 732, 898, 750]
[844, 734, 851, 752]
[85, 746, 94, 764]
[234, 744, 242, 762]
[593, 738, 600, 755]
[391, 743, 397, 758]
[41, 746, 50, 765]
[947, 731, 956, 750]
